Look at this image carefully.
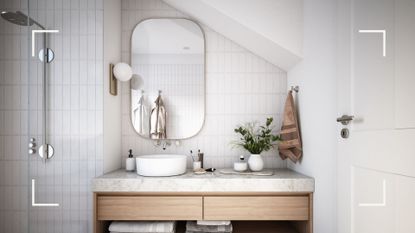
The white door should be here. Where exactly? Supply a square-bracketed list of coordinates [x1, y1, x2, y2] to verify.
[337, 0, 415, 233]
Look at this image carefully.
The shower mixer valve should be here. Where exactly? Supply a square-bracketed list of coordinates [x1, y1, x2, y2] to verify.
[28, 138, 54, 160]
[38, 144, 54, 160]
[28, 138, 37, 154]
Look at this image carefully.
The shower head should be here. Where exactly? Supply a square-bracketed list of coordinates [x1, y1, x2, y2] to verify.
[1, 11, 45, 29]
[1, 11, 33, 26]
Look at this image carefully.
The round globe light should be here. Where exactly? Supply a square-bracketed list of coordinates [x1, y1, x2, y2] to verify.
[113, 63, 133, 81]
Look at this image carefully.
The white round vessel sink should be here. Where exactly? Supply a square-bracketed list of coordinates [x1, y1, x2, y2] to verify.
[136, 154, 187, 177]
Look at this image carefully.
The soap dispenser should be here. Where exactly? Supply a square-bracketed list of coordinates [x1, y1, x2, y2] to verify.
[126, 149, 136, 172]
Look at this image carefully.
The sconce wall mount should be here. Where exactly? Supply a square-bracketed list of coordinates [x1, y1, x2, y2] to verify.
[109, 62, 133, 96]
[109, 63, 117, 96]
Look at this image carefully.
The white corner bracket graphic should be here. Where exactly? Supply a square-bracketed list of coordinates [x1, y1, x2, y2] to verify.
[31, 179, 59, 207]
[31, 29, 59, 57]
[358, 30, 386, 57]
[358, 179, 386, 207]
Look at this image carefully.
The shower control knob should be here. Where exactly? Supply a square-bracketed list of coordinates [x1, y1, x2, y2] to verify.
[38, 144, 54, 160]
[28, 138, 37, 154]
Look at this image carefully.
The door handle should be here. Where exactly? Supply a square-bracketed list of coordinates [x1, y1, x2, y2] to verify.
[337, 115, 354, 125]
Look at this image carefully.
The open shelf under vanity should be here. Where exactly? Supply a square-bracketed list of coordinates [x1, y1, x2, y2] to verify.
[98, 220, 306, 233]
[178, 221, 304, 233]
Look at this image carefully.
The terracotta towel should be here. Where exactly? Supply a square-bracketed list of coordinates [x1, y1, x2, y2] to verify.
[279, 90, 302, 163]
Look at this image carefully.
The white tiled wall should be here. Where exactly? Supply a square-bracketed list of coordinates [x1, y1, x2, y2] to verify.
[121, 0, 288, 168]
[0, 0, 103, 232]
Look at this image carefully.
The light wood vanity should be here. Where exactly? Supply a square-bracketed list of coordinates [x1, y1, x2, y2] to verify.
[93, 169, 314, 233]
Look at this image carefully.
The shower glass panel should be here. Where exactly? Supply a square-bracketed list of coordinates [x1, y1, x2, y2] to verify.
[0, 0, 34, 233]
[1, 0, 103, 232]
[0, 1, 31, 232]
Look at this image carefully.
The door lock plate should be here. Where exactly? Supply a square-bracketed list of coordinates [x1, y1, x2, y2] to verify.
[341, 128, 350, 138]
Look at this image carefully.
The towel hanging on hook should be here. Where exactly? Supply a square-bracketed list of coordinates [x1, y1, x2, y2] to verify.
[279, 89, 302, 163]
[133, 90, 149, 136]
[150, 91, 167, 139]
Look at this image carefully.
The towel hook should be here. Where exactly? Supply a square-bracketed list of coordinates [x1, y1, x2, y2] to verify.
[158, 90, 162, 95]
[290, 86, 299, 93]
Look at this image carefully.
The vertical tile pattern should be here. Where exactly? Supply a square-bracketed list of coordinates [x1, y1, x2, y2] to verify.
[121, 0, 287, 169]
[0, 1, 31, 232]
[0, 0, 103, 232]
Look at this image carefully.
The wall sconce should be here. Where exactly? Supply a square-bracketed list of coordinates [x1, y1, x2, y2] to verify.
[109, 62, 133, 96]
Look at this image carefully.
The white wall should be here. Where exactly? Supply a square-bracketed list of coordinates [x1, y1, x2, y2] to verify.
[120, 0, 288, 169]
[163, 0, 303, 70]
[103, 0, 122, 173]
[198, 0, 303, 56]
[287, 1, 337, 233]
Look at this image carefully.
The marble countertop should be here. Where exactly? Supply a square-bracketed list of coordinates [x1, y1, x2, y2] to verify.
[92, 169, 314, 193]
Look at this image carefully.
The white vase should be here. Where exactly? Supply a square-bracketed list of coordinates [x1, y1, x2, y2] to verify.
[248, 154, 264, 171]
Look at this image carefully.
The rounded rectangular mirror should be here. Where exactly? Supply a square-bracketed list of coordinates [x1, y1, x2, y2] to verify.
[130, 18, 205, 139]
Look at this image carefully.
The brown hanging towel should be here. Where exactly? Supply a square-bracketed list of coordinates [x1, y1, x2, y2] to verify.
[279, 90, 302, 163]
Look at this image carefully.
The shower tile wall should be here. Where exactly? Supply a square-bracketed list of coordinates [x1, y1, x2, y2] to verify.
[0, 1, 30, 229]
[121, 0, 288, 168]
[0, 0, 104, 233]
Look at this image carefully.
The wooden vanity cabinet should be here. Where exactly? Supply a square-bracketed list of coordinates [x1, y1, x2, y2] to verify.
[204, 196, 309, 221]
[97, 196, 203, 220]
[94, 192, 313, 233]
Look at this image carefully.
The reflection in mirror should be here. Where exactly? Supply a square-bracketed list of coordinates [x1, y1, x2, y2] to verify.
[131, 18, 205, 139]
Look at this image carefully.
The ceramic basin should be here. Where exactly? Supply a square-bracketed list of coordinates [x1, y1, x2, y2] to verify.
[136, 154, 187, 177]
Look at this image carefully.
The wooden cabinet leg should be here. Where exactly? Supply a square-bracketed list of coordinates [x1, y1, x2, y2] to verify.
[308, 193, 313, 233]
[94, 193, 108, 233]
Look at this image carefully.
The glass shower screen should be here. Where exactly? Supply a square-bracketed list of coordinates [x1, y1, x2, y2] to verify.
[0, 0, 104, 232]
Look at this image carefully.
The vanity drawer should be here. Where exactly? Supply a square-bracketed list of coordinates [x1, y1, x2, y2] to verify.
[203, 196, 309, 220]
[97, 196, 203, 220]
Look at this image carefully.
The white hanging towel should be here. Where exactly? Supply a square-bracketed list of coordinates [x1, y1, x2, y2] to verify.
[133, 94, 149, 136]
[149, 93, 167, 139]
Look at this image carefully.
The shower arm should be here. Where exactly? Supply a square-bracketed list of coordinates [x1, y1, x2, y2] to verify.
[32, 19, 45, 30]
[16, 11, 46, 30]
[33, 20, 45, 30]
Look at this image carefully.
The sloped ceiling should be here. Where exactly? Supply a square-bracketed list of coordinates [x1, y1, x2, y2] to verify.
[163, 0, 303, 71]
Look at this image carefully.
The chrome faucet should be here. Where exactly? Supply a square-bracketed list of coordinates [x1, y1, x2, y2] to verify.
[154, 140, 171, 150]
